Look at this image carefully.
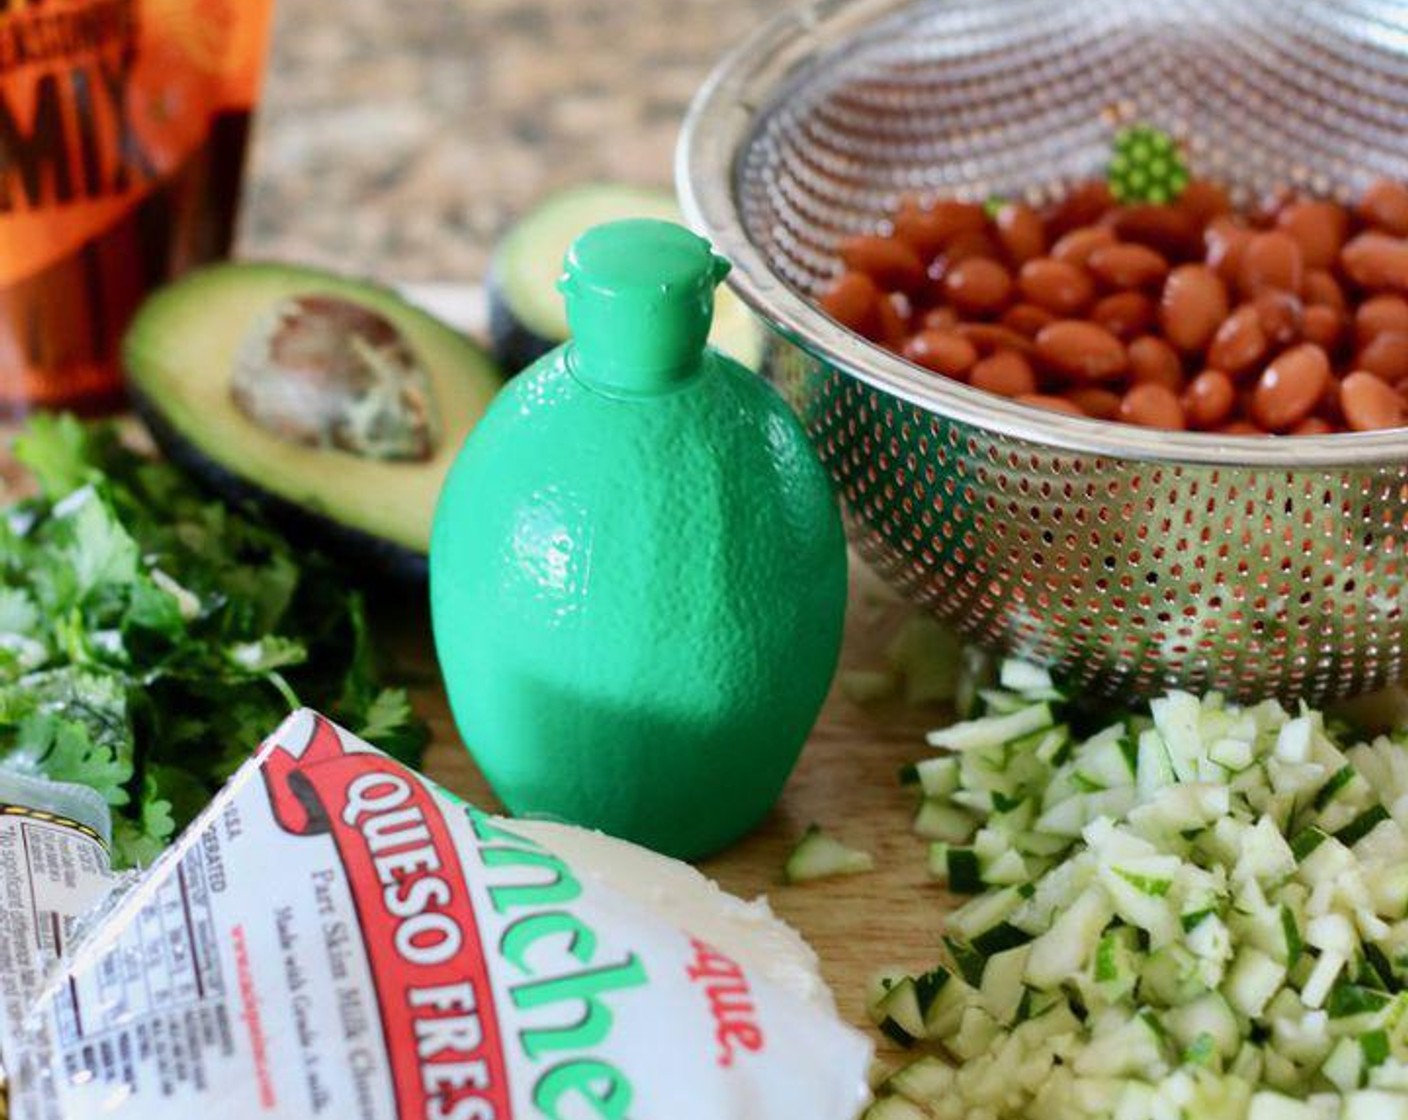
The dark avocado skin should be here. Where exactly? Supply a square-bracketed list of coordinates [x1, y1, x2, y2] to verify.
[132, 388, 429, 582]
[486, 262, 558, 375]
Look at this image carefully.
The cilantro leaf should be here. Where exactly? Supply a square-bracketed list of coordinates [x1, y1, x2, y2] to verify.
[12, 413, 95, 499]
[0, 417, 427, 868]
[355, 687, 427, 765]
[3, 713, 132, 808]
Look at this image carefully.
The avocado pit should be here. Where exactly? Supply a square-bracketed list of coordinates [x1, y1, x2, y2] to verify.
[231, 294, 439, 461]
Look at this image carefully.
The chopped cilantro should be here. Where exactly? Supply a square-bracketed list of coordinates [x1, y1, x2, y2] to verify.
[0, 415, 426, 867]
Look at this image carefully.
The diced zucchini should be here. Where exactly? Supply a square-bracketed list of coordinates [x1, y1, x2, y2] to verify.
[1166, 992, 1240, 1060]
[999, 659, 1055, 694]
[982, 849, 1029, 886]
[883, 1055, 954, 1104]
[930, 844, 983, 894]
[1076, 727, 1138, 790]
[1335, 805, 1391, 848]
[1291, 826, 1330, 862]
[913, 800, 977, 844]
[1224, 947, 1287, 1017]
[911, 756, 961, 799]
[1210, 734, 1255, 771]
[1071, 1010, 1166, 1078]
[866, 969, 909, 1018]
[970, 921, 1033, 959]
[886, 616, 965, 706]
[904, 668, 1408, 1116]
[841, 669, 900, 705]
[1247, 1091, 1322, 1120]
[1237, 901, 1304, 968]
[783, 825, 874, 883]
[861, 1095, 930, 1120]
[979, 944, 1031, 1021]
[874, 976, 926, 1046]
[1232, 814, 1297, 887]
[953, 645, 995, 719]
[1321, 1036, 1364, 1094]
[1344, 1091, 1408, 1120]
[1140, 944, 1205, 1007]
[944, 936, 988, 988]
[1025, 887, 1114, 989]
[926, 703, 1054, 752]
[1312, 764, 1358, 811]
[978, 688, 1030, 715]
[944, 1005, 1001, 1061]
[922, 970, 974, 1039]
[1099, 860, 1180, 946]
[1136, 729, 1177, 797]
[1009, 723, 1072, 766]
[947, 887, 1024, 944]
[1092, 926, 1139, 1002]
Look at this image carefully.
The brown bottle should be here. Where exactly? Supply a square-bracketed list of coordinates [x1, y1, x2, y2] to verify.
[0, 0, 274, 415]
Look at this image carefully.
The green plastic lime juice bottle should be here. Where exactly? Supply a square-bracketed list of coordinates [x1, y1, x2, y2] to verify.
[429, 219, 847, 860]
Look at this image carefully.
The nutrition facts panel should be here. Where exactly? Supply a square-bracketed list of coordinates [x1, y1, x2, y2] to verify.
[0, 802, 115, 1120]
[53, 847, 236, 1098]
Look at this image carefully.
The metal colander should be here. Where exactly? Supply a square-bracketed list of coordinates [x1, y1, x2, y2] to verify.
[678, 0, 1408, 705]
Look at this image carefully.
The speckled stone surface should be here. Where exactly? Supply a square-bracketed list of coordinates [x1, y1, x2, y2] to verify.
[237, 0, 777, 284]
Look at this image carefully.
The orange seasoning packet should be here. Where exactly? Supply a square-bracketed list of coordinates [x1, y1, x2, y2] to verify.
[0, 0, 274, 414]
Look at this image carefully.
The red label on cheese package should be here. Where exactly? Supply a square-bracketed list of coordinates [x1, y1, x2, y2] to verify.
[13, 711, 873, 1120]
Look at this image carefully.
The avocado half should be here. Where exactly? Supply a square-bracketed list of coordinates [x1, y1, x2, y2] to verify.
[124, 262, 503, 580]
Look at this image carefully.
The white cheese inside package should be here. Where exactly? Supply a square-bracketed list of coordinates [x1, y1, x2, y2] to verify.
[6, 710, 872, 1119]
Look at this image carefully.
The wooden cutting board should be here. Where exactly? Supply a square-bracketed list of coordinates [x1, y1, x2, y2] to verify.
[384, 560, 960, 1057]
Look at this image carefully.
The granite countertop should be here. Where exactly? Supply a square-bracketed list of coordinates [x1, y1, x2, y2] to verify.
[237, 0, 776, 285]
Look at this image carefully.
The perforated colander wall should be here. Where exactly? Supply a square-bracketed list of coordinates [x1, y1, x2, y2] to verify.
[684, 0, 1408, 703]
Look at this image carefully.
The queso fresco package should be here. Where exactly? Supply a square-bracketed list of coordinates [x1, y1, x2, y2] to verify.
[6, 711, 873, 1119]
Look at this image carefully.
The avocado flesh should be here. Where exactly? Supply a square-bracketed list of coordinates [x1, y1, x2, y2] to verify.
[124, 262, 502, 564]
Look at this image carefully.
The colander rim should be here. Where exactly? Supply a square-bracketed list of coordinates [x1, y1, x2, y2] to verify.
[676, 0, 1408, 470]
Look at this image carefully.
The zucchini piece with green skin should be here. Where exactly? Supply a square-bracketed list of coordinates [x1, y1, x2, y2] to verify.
[873, 977, 926, 1046]
[1092, 926, 1140, 1001]
[1313, 764, 1359, 810]
[946, 886, 1024, 944]
[929, 843, 984, 893]
[926, 703, 1054, 752]
[1165, 992, 1240, 1061]
[872, 968, 957, 1046]
[883, 1056, 954, 1104]
[978, 943, 1031, 1021]
[488, 183, 764, 372]
[783, 824, 874, 883]
[1335, 805, 1391, 848]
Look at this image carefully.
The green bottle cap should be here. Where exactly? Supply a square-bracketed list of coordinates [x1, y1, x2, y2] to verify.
[557, 218, 732, 395]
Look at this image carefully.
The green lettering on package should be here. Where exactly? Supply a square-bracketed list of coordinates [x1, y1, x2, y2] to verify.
[533, 1058, 633, 1120]
[501, 911, 598, 975]
[469, 811, 544, 850]
[512, 954, 649, 1059]
[481, 847, 582, 913]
